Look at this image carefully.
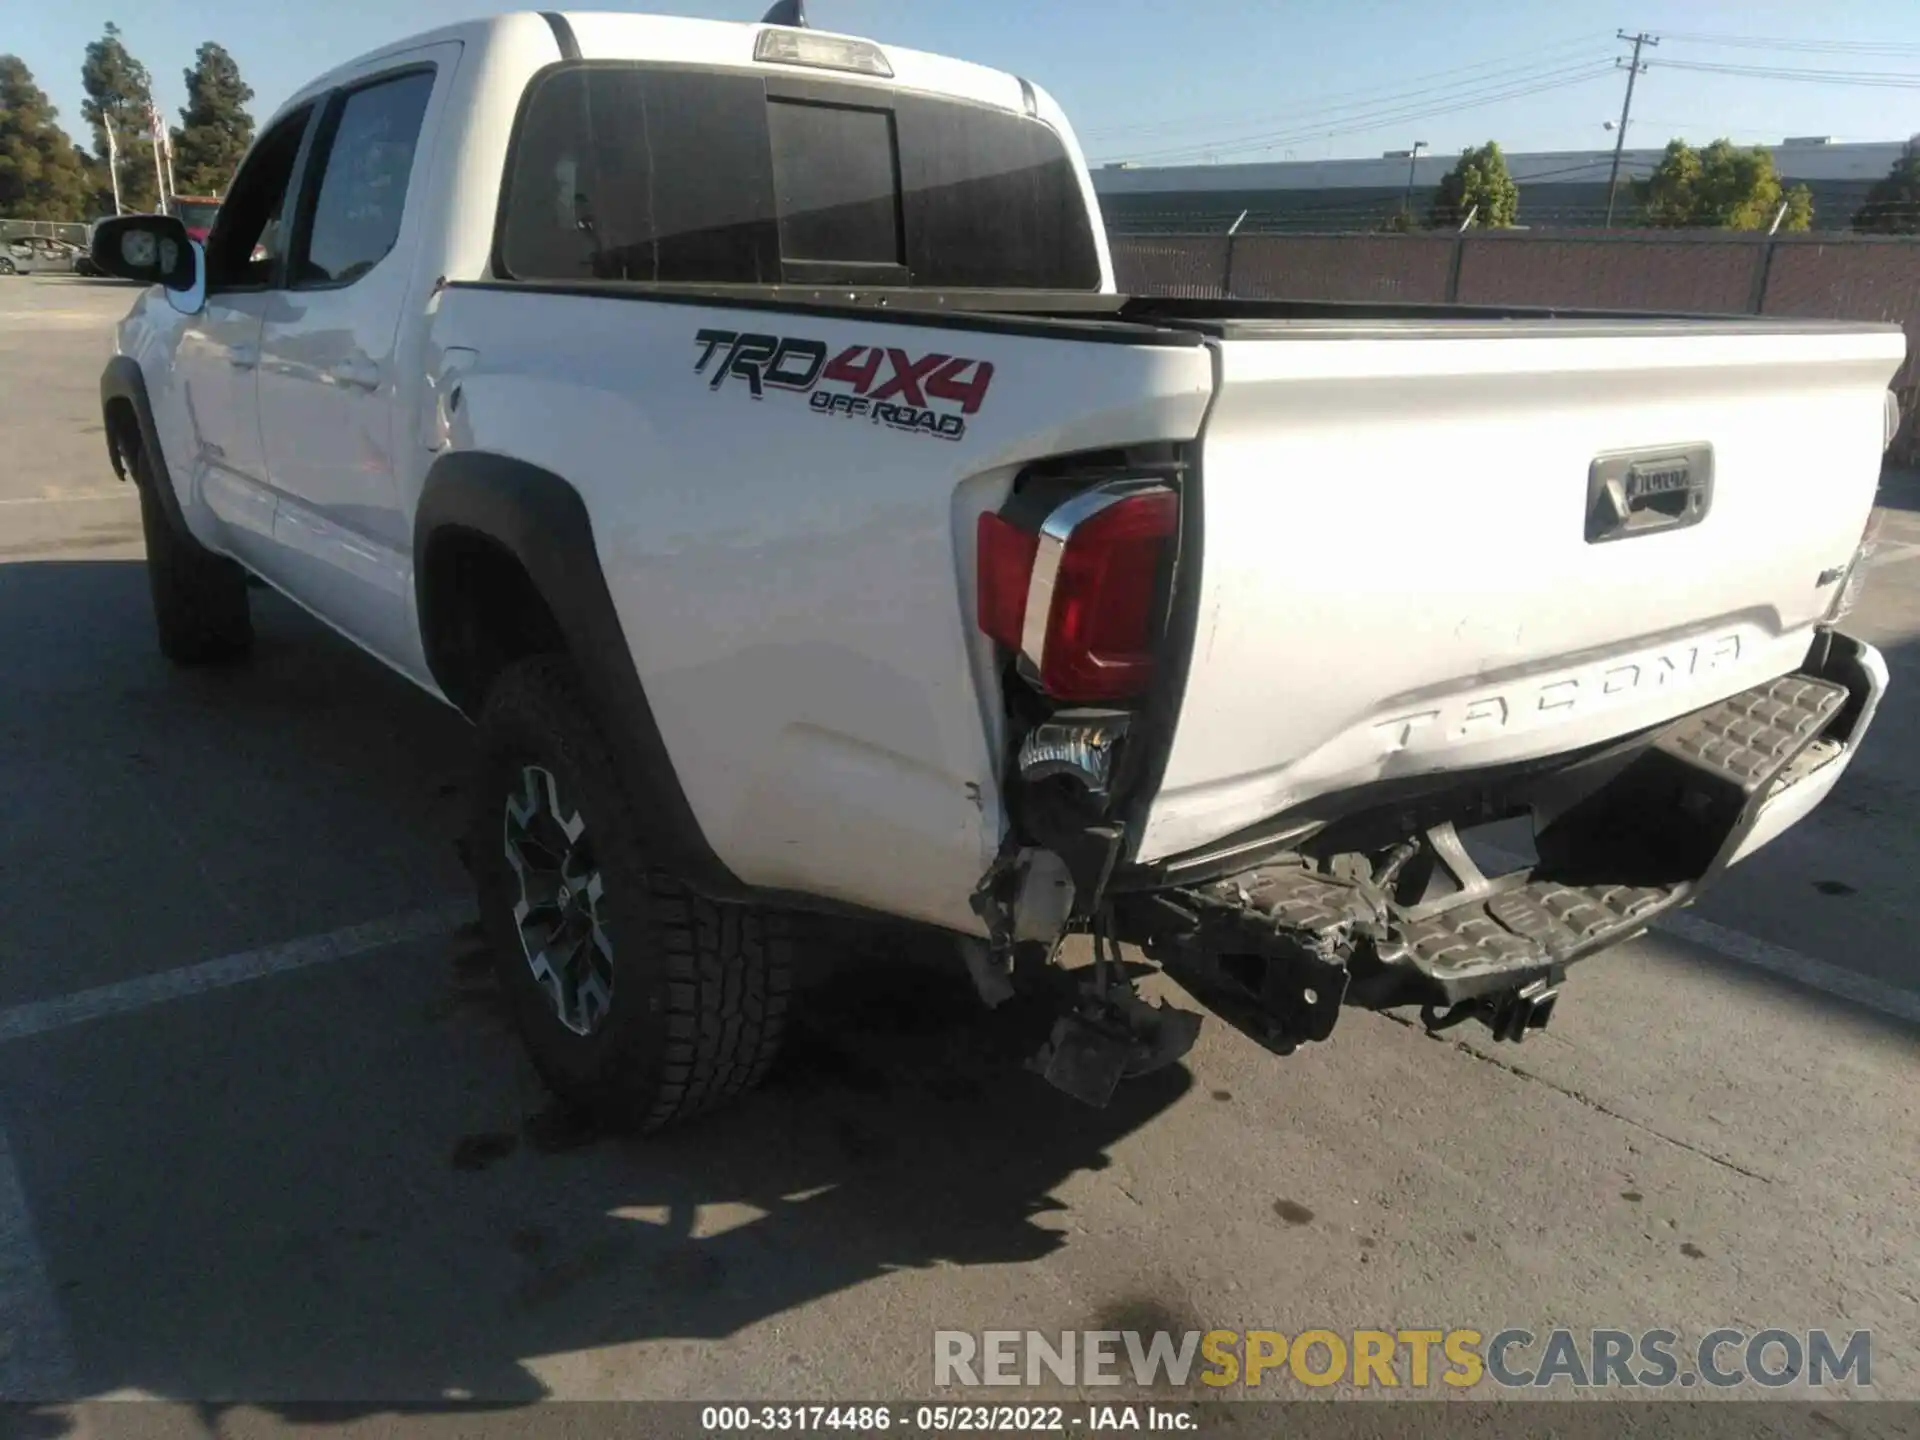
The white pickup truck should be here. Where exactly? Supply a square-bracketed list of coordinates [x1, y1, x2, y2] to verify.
[92, 5, 1902, 1130]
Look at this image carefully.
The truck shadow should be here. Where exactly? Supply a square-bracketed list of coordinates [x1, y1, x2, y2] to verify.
[0, 556, 1914, 1426]
[1877, 462, 1920, 516]
[0, 559, 1194, 1423]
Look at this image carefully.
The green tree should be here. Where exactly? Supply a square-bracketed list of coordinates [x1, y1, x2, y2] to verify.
[75, 146, 114, 217]
[1636, 138, 1813, 231]
[0, 56, 95, 219]
[1428, 141, 1519, 228]
[170, 42, 253, 196]
[81, 21, 159, 213]
[1852, 137, 1920, 234]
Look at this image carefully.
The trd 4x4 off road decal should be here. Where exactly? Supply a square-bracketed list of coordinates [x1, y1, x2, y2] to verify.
[693, 329, 995, 441]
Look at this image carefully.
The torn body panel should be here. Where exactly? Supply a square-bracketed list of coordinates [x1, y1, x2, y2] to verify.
[1109, 630, 1883, 1055]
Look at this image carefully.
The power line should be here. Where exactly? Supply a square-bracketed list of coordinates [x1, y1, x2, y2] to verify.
[1080, 35, 1614, 143]
[1094, 56, 1615, 159]
[1649, 57, 1920, 88]
[1106, 63, 1618, 165]
[1657, 31, 1920, 57]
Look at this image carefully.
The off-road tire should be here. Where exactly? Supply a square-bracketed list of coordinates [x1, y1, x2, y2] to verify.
[132, 444, 253, 665]
[468, 654, 794, 1132]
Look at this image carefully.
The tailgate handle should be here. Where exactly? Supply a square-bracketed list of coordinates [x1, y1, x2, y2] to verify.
[1585, 444, 1713, 544]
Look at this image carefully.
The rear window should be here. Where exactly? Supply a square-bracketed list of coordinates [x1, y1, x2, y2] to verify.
[497, 63, 1100, 291]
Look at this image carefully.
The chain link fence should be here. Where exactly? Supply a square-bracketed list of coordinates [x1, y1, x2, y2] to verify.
[0, 219, 92, 248]
[1110, 230, 1920, 460]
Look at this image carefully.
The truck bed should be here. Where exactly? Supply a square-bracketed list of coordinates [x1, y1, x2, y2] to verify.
[430, 279, 1901, 931]
[1125, 308, 1903, 866]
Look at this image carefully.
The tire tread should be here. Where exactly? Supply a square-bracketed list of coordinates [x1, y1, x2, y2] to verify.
[132, 447, 252, 665]
[472, 654, 793, 1133]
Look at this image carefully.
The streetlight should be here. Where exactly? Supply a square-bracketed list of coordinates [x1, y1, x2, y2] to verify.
[1403, 140, 1428, 217]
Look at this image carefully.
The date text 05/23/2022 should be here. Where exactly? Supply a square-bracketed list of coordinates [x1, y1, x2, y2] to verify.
[700, 1404, 1193, 1432]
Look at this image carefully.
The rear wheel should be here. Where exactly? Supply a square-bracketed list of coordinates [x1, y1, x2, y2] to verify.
[0, 258, 16, 276]
[132, 444, 253, 665]
[467, 655, 794, 1132]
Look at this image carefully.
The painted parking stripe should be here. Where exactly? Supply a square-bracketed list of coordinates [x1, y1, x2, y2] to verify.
[1864, 539, 1920, 571]
[0, 872, 1911, 1049]
[0, 904, 470, 1047]
[0, 493, 137, 507]
[0, 905, 467, 1402]
[1658, 909, 1920, 1024]
[1473, 843, 1919, 1025]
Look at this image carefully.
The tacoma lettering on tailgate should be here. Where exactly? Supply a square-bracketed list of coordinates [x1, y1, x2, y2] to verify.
[693, 329, 995, 441]
[1375, 634, 1744, 753]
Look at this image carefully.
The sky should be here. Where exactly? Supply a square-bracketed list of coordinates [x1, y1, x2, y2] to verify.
[11, 0, 1920, 169]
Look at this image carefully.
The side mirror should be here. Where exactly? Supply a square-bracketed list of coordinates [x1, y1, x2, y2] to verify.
[90, 214, 196, 290]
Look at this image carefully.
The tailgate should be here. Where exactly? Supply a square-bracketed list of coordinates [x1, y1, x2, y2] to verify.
[1135, 318, 1906, 866]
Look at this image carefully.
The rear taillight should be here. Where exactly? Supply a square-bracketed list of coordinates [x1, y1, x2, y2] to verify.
[977, 512, 1039, 652]
[975, 481, 1178, 702]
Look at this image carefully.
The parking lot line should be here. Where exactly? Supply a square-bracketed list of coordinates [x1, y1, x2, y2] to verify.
[0, 493, 135, 507]
[1865, 539, 1920, 572]
[0, 1125, 78, 1400]
[0, 903, 470, 1048]
[0, 867, 1909, 1058]
[1660, 909, 1920, 1024]
[1473, 843, 1919, 1026]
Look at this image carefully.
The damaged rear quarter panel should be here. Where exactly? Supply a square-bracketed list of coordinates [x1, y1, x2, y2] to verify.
[433, 287, 1212, 933]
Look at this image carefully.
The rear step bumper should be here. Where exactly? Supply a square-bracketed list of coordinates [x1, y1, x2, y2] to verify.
[1123, 630, 1887, 1050]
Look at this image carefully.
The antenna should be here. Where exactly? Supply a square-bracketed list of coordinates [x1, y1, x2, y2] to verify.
[760, 0, 807, 25]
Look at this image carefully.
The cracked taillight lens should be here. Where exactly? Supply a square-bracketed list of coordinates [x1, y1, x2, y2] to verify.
[976, 481, 1178, 703]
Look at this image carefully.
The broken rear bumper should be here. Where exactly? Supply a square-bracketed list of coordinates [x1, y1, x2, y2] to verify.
[1722, 631, 1886, 866]
[1117, 629, 1888, 1050]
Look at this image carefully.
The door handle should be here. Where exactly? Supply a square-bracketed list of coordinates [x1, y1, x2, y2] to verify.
[229, 344, 259, 370]
[329, 357, 381, 391]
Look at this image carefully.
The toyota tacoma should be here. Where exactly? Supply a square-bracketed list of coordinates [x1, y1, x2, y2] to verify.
[90, 5, 1903, 1128]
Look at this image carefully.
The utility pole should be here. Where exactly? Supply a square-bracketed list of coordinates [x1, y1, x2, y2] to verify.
[102, 117, 124, 216]
[1606, 30, 1658, 228]
[149, 101, 170, 216]
[1403, 140, 1428, 222]
[155, 99, 178, 210]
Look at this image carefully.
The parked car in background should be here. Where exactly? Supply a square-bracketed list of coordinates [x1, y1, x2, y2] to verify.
[74, 219, 115, 276]
[0, 237, 82, 275]
[169, 195, 223, 244]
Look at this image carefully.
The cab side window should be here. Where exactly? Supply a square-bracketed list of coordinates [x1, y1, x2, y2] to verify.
[296, 70, 435, 288]
[203, 105, 313, 291]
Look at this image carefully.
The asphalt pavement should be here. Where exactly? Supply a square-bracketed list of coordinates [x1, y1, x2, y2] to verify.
[0, 276, 1915, 1435]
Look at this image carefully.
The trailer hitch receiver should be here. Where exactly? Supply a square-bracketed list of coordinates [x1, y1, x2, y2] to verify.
[1423, 974, 1560, 1043]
